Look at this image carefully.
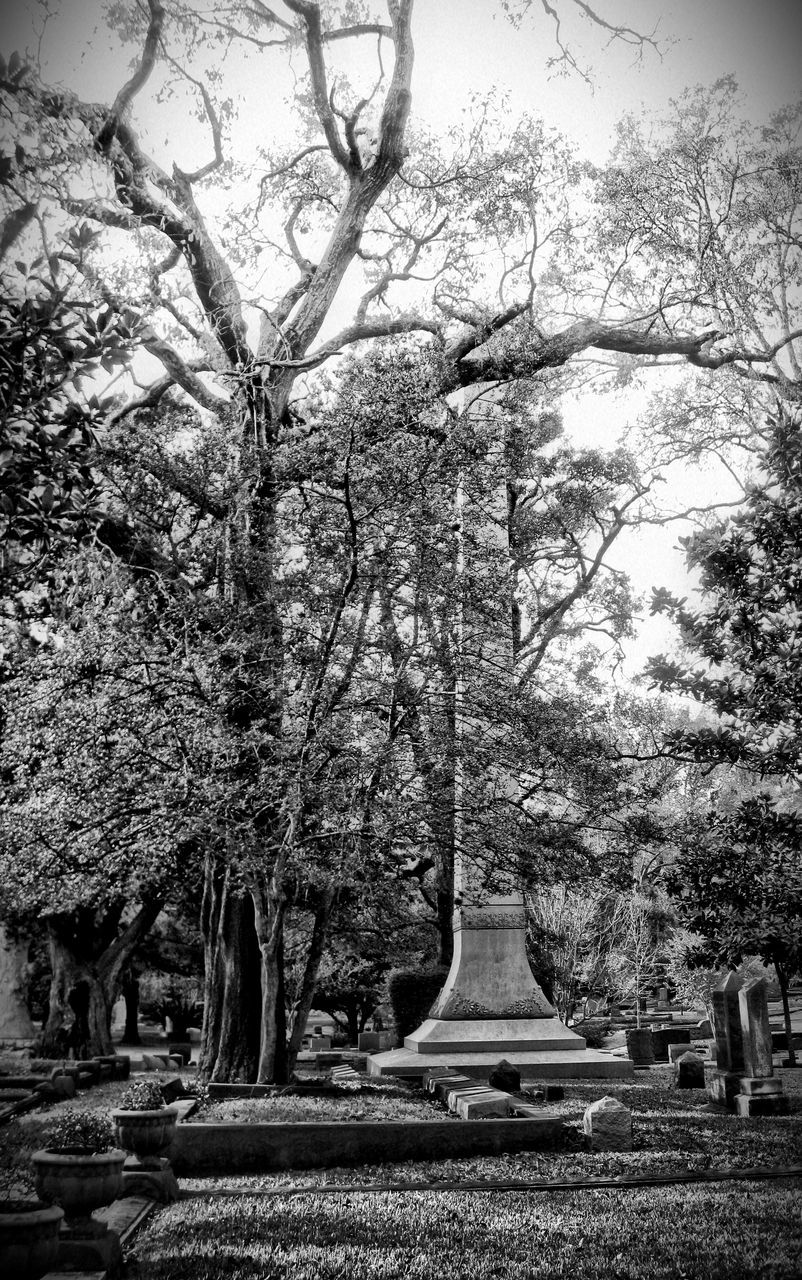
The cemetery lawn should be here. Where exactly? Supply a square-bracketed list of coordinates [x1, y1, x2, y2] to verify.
[128, 1180, 801, 1280]
[128, 1068, 802, 1279]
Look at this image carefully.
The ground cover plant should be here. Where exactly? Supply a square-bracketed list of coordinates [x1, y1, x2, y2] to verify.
[199, 1082, 444, 1125]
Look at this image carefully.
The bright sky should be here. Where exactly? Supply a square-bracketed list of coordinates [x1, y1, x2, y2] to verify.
[4, 0, 800, 676]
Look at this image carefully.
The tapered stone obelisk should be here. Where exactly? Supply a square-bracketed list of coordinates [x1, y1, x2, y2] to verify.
[370, 386, 631, 1080]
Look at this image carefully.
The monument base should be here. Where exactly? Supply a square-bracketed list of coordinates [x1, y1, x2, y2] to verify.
[405, 1016, 586, 1054]
[368, 1046, 633, 1081]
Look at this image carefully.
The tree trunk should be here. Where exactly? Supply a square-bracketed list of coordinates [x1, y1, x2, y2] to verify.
[41, 938, 113, 1059]
[775, 958, 797, 1069]
[198, 855, 262, 1082]
[286, 892, 335, 1076]
[252, 885, 289, 1084]
[122, 972, 141, 1045]
[40, 902, 161, 1059]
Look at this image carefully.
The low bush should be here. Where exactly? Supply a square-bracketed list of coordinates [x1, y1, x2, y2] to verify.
[386, 968, 448, 1042]
[572, 1018, 611, 1049]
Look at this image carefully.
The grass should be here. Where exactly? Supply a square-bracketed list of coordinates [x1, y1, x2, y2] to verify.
[127, 1181, 802, 1279]
[4, 1063, 801, 1277]
[128, 1067, 802, 1279]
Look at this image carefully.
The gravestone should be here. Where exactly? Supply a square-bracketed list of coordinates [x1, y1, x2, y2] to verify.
[583, 1096, 632, 1151]
[733, 977, 787, 1117]
[674, 1050, 705, 1089]
[488, 1059, 521, 1093]
[708, 971, 745, 1108]
[626, 1027, 654, 1066]
[651, 1025, 690, 1062]
[0, 927, 35, 1046]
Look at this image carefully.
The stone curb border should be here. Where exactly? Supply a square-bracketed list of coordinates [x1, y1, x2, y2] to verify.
[171, 1115, 564, 1173]
[179, 1163, 802, 1199]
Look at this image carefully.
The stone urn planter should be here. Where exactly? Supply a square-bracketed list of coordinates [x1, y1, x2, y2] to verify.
[0, 1199, 64, 1279]
[111, 1079, 180, 1202]
[112, 1105, 178, 1162]
[31, 1108, 125, 1273]
[31, 1146, 125, 1219]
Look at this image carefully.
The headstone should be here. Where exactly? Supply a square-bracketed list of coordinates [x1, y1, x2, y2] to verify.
[738, 978, 773, 1078]
[651, 1026, 690, 1062]
[583, 1096, 632, 1152]
[709, 970, 746, 1110]
[310, 1036, 331, 1051]
[0, 926, 35, 1044]
[626, 1027, 654, 1066]
[544, 1084, 564, 1102]
[674, 1051, 705, 1089]
[695, 1018, 713, 1038]
[711, 971, 746, 1072]
[488, 1059, 521, 1093]
[731, 977, 787, 1116]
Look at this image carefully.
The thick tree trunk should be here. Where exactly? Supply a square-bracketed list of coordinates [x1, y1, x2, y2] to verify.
[198, 855, 262, 1082]
[40, 902, 161, 1059]
[41, 939, 112, 1058]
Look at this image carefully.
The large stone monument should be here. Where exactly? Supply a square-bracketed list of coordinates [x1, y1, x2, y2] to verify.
[370, 387, 631, 1081]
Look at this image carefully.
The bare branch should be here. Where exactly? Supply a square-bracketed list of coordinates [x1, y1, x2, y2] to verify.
[283, 0, 351, 171]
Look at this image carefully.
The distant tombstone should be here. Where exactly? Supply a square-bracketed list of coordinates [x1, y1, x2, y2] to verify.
[626, 1027, 654, 1067]
[583, 1096, 632, 1151]
[0, 927, 35, 1044]
[674, 1051, 705, 1089]
[651, 1026, 690, 1062]
[695, 1018, 713, 1038]
[488, 1059, 521, 1093]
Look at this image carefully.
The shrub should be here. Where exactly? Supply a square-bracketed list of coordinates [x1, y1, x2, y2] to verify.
[118, 1080, 166, 1111]
[572, 1017, 611, 1049]
[44, 1109, 115, 1152]
[386, 968, 448, 1043]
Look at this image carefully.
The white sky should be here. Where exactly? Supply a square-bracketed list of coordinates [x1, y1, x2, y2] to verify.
[3, 0, 800, 675]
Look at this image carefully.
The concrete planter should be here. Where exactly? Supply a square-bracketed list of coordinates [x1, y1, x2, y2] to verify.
[112, 1107, 178, 1161]
[32, 1147, 125, 1219]
[0, 1199, 63, 1279]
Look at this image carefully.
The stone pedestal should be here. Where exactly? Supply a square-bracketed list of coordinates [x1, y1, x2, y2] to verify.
[708, 1070, 741, 1109]
[121, 1155, 179, 1203]
[56, 1219, 122, 1276]
[734, 1093, 790, 1117]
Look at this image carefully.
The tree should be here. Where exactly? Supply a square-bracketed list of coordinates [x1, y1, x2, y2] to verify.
[2, 2, 798, 1080]
[666, 798, 802, 1065]
[0, 551, 215, 1056]
[648, 407, 802, 1060]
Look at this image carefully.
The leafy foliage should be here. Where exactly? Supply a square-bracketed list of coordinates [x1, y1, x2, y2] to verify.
[43, 1108, 116, 1153]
